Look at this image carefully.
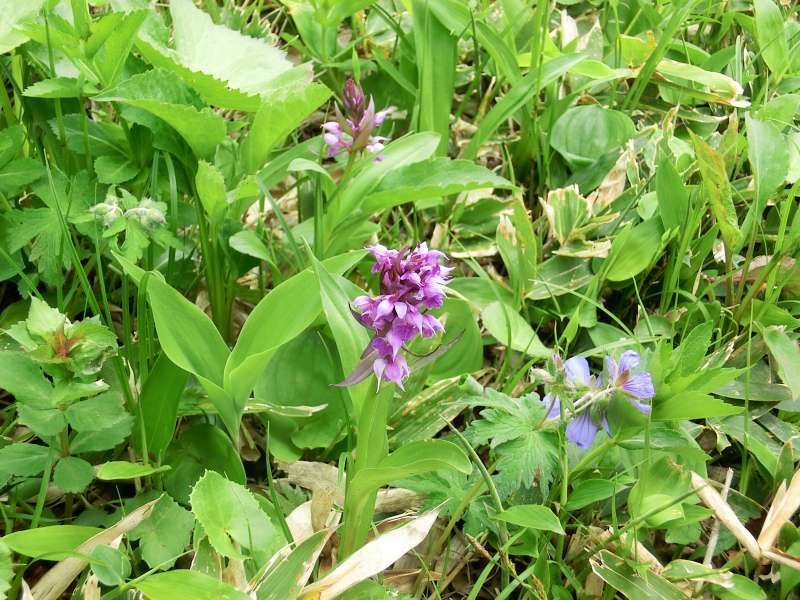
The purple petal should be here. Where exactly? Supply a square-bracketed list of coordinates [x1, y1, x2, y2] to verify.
[618, 350, 641, 374]
[605, 355, 619, 383]
[564, 356, 591, 387]
[542, 394, 561, 421]
[566, 411, 599, 449]
[622, 372, 655, 400]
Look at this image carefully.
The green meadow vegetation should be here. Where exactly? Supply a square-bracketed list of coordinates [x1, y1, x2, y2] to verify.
[1, 0, 800, 598]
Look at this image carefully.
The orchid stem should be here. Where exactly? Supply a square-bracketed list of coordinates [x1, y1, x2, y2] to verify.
[340, 380, 391, 557]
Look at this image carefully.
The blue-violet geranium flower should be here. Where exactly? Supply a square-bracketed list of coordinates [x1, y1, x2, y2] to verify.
[542, 351, 655, 449]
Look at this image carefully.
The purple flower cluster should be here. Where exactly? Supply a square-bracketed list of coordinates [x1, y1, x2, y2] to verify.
[323, 79, 394, 160]
[351, 244, 452, 388]
[542, 351, 655, 449]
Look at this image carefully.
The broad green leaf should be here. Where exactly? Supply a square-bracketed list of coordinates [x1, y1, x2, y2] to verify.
[134, 570, 249, 600]
[225, 251, 364, 402]
[495, 504, 564, 534]
[70, 420, 134, 454]
[653, 391, 743, 420]
[229, 230, 273, 263]
[0, 159, 45, 195]
[673, 321, 714, 376]
[0, 0, 45, 54]
[146, 275, 230, 386]
[754, 0, 789, 75]
[716, 574, 767, 600]
[655, 159, 690, 232]
[310, 255, 370, 412]
[413, 0, 457, 155]
[134, 0, 293, 110]
[96, 69, 227, 159]
[94, 154, 138, 184]
[254, 530, 328, 600]
[691, 132, 740, 250]
[54, 457, 94, 494]
[89, 545, 131, 586]
[139, 353, 189, 459]
[163, 423, 246, 504]
[551, 105, 635, 167]
[196, 160, 228, 226]
[242, 82, 331, 174]
[328, 133, 440, 228]
[481, 301, 549, 357]
[351, 439, 472, 494]
[566, 479, 621, 510]
[527, 255, 593, 300]
[762, 326, 800, 400]
[362, 158, 512, 213]
[0, 125, 23, 168]
[424, 298, 483, 380]
[189, 470, 284, 561]
[605, 218, 664, 281]
[1, 526, 101, 560]
[744, 114, 788, 236]
[65, 391, 132, 433]
[129, 494, 194, 570]
[0, 443, 50, 477]
[463, 53, 586, 160]
[656, 59, 748, 107]
[95, 461, 171, 481]
[0, 350, 52, 406]
[254, 330, 349, 461]
[592, 550, 687, 600]
[0, 540, 10, 600]
[627, 456, 690, 527]
[50, 114, 129, 156]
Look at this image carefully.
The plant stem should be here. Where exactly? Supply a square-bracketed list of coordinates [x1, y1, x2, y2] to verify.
[340, 380, 390, 557]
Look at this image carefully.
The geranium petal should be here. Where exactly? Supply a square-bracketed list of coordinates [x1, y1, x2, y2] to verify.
[566, 411, 599, 449]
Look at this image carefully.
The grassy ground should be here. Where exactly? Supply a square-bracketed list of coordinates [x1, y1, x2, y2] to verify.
[1, 0, 800, 598]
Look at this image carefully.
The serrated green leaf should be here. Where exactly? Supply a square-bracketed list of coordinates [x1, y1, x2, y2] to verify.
[190, 470, 284, 561]
[89, 544, 131, 585]
[54, 456, 94, 493]
[129, 494, 194, 570]
[0, 443, 50, 477]
[23, 77, 98, 98]
[134, 0, 293, 110]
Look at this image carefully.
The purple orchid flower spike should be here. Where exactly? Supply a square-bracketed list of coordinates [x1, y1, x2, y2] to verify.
[323, 79, 395, 160]
[336, 243, 452, 390]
